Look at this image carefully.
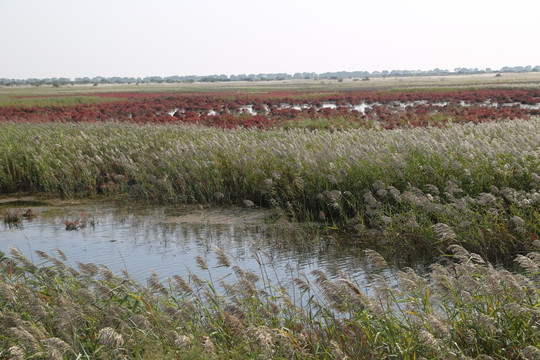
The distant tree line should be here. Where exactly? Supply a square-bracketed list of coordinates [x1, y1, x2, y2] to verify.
[2, 65, 539, 86]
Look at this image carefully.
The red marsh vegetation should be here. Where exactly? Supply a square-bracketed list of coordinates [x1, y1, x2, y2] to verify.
[1, 88, 539, 129]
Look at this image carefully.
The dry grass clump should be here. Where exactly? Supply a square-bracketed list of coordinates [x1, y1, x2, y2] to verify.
[0, 118, 539, 259]
[2, 209, 23, 225]
[2, 208, 35, 226]
[1, 245, 539, 359]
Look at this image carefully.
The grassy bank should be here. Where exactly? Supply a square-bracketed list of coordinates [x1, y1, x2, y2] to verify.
[1, 245, 539, 359]
[1, 119, 539, 259]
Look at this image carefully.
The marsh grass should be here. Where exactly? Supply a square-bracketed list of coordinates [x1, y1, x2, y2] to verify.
[0, 96, 125, 108]
[1, 245, 539, 359]
[278, 115, 378, 131]
[0, 208, 35, 227]
[0, 118, 539, 259]
[2, 209, 23, 226]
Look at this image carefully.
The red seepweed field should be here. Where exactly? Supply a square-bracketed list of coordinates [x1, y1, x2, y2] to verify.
[2, 87, 540, 129]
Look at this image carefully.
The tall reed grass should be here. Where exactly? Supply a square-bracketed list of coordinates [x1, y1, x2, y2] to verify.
[1, 244, 539, 359]
[0, 118, 539, 258]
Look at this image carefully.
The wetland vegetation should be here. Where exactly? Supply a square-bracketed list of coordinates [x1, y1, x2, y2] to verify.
[1, 80, 540, 358]
[1, 118, 539, 261]
[1, 244, 539, 359]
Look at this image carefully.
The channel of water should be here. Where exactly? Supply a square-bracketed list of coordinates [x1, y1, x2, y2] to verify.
[165, 100, 540, 117]
[1, 198, 429, 296]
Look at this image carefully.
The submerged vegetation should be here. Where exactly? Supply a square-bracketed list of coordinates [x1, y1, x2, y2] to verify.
[1, 118, 539, 259]
[1, 244, 539, 359]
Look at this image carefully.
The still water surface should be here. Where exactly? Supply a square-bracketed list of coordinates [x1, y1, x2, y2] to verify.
[1, 198, 425, 294]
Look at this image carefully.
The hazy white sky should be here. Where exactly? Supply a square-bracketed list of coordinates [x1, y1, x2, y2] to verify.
[1, 0, 539, 79]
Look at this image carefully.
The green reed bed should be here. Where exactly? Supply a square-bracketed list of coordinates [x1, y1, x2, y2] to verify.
[1, 245, 539, 359]
[1, 119, 539, 259]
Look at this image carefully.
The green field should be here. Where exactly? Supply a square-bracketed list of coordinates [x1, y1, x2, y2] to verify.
[0, 96, 125, 108]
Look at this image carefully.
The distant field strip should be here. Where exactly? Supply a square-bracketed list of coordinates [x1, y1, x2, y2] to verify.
[0, 95, 125, 108]
[1, 88, 539, 127]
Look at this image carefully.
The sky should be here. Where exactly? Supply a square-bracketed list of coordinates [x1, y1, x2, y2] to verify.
[1, 0, 539, 79]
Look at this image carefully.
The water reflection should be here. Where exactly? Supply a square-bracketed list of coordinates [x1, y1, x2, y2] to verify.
[1, 199, 426, 295]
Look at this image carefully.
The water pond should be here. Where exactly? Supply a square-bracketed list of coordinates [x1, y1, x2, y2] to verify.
[1, 197, 428, 294]
[189, 100, 540, 117]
